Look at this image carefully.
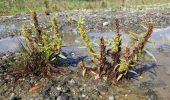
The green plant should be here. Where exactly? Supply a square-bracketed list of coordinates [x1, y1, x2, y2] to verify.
[10, 11, 63, 77]
[78, 17, 154, 82]
[78, 17, 98, 61]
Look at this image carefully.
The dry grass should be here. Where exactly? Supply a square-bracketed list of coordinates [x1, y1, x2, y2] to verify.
[0, 0, 169, 16]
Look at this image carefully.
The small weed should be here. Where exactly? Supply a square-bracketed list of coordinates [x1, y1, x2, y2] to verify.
[9, 11, 63, 78]
[78, 17, 154, 82]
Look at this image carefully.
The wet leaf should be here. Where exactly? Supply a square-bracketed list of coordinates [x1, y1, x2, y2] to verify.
[116, 74, 123, 81]
[94, 74, 100, 80]
[128, 70, 138, 76]
[58, 54, 67, 59]
[148, 39, 155, 48]
[113, 64, 119, 72]
[91, 42, 99, 47]
[125, 30, 139, 40]
[144, 49, 157, 62]
[29, 84, 41, 93]
[79, 61, 86, 69]
[140, 24, 147, 30]
[82, 69, 87, 77]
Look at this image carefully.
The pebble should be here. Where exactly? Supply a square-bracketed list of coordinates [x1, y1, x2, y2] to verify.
[103, 22, 109, 26]
[109, 96, 115, 100]
[146, 89, 158, 100]
[10, 93, 21, 100]
[57, 86, 62, 91]
[57, 93, 70, 100]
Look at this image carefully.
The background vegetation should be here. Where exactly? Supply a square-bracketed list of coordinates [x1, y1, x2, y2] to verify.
[0, 0, 170, 16]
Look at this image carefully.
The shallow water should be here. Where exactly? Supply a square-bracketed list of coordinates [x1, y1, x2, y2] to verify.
[0, 24, 17, 32]
[0, 36, 24, 55]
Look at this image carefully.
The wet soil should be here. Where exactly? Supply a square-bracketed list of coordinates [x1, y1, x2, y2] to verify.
[0, 8, 170, 100]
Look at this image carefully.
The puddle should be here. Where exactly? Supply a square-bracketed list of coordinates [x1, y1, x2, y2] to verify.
[0, 36, 24, 55]
[0, 26, 170, 54]
[0, 23, 18, 32]
[152, 26, 170, 46]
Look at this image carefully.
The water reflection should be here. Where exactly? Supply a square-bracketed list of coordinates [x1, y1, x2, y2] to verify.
[0, 36, 24, 54]
[0, 26, 170, 54]
[0, 23, 17, 32]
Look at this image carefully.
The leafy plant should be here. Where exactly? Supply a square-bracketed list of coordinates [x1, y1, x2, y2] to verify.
[10, 11, 63, 77]
[78, 17, 154, 82]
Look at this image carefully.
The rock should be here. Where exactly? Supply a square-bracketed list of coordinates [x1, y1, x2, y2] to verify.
[126, 94, 138, 100]
[41, 86, 51, 98]
[10, 93, 21, 100]
[0, 89, 6, 96]
[103, 22, 109, 27]
[91, 89, 100, 97]
[82, 94, 86, 98]
[57, 93, 70, 100]
[57, 96, 62, 100]
[62, 86, 70, 93]
[57, 86, 62, 91]
[109, 96, 115, 100]
[68, 79, 76, 85]
[97, 85, 108, 92]
[146, 89, 158, 100]
[49, 86, 60, 97]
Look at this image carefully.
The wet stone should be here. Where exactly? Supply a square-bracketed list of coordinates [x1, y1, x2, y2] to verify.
[57, 93, 70, 100]
[62, 86, 71, 93]
[146, 89, 158, 100]
[49, 86, 61, 97]
[10, 93, 21, 100]
[0, 89, 6, 96]
[41, 86, 51, 98]
[68, 79, 76, 85]
[109, 96, 115, 100]
[91, 89, 101, 97]
[97, 85, 109, 92]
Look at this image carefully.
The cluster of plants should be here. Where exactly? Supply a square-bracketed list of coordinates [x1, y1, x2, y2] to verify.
[78, 17, 154, 82]
[9, 11, 64, 78]
[4, 10, 155, 83]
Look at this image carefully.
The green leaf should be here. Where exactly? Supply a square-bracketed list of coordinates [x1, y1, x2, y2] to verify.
[126, 30, 139, 40]
[91, 42, 99, 47]
[140, 24, 147, 30]
[128, 70, 138, 76]
[82, 69, 87, 77]
[148, 39, 155, 48]
[116, 74, 123, 81]
[58, 54, 67, 59]
[144, 49, 157, 62]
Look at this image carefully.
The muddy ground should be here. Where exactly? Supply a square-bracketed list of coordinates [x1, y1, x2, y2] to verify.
[0, 8, 170, 100]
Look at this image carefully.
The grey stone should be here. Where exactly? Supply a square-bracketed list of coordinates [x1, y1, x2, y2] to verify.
[146, 89, 158, 100]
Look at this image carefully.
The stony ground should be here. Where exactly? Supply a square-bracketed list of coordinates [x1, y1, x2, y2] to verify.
[0, 7, 170, 39]
[0, 58, 153, 100]
[0, 7, 170, 100]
